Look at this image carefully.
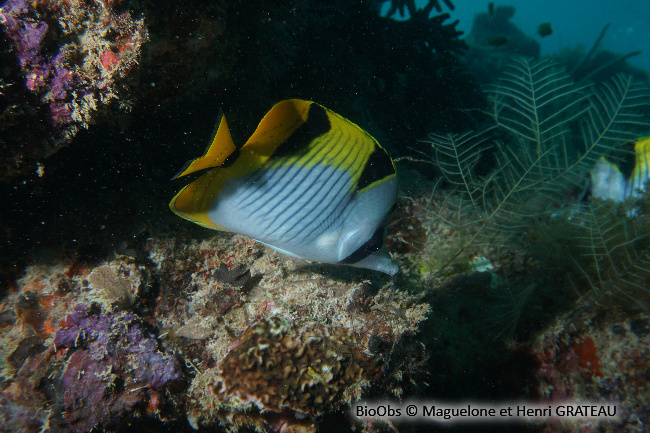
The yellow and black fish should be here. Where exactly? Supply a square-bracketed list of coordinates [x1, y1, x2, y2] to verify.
[170, 99, 399, 274]
[591, 136, 650, 202]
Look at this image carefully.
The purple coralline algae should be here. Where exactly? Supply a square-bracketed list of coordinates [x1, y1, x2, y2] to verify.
[1, 0, 47, 69]
[1, 0, 147, 139]
[54, 304, 182, 431]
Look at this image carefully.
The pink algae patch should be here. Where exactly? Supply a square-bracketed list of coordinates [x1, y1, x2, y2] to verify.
[100, 50, 119, 70]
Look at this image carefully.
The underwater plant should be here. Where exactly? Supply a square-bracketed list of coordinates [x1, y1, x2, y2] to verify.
[422, 57, 650, 309]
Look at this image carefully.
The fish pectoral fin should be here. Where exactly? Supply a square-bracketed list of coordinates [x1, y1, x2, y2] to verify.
[172, 111, 237, 179]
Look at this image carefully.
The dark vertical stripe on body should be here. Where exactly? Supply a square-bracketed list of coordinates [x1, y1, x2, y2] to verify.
[284, 139, 370, 243]
[234, 104, 329, 209]
[236, 134, 329, 211]
[279, 168, 351, 243]
[261, 137, 361, 240]
[356, 144, 395, 191]
[301, 193, 353, 245]
[252, 130, 352, 232]
[300, 140, 366, 228]
[257, 164, 327, 237]
[255, 124, 362, 238]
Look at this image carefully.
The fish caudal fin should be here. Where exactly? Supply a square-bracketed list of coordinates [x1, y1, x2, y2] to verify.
[172, 111, 237, 179]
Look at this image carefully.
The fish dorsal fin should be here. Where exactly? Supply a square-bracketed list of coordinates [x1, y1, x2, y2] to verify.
[172, 111, 237, 179]
[241, 99, 312, 156]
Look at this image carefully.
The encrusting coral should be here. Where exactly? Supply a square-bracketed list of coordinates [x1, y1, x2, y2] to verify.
[54, 304, 183, 431]
[195, 317, 377, 432]
[0, 0, 147, 179]
[528, 301, 650, 432]
[0, 301, 183, 432]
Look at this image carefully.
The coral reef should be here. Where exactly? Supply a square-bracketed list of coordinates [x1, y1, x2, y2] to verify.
[0, 228, 430, 432]
[54, 304, 183, 431]
[0, 348, 61, 433]
[385, 198, 428, 255]
[4, 1, 650, 432]
[0, 256, 175, 431]
[0, 0, 147, 179]
[0, 301, 183, 432]
[0, 0, 480, 294]
[531, 304, 650, 432]
[463, 4, 541, 85]
[147, 232, 430, 432]
[418, 58, 650, 283]
[392, 55, 650, 433]
[192, 317, 377, 432]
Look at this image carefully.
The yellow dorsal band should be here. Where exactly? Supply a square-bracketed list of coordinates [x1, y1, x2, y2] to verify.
[172, 112, 237, 179]
[241, 99, 311, 156]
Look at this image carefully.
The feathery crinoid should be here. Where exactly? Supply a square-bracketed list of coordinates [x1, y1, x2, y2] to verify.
[422, 57, 650, 274]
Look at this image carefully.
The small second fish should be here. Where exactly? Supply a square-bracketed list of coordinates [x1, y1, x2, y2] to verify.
[590, 136, 650, 202]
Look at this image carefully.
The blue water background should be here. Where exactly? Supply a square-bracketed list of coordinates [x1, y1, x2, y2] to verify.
[382, 0, 650, 73]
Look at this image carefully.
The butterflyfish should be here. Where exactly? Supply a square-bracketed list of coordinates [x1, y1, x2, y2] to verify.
[170, 99, 399, 274]
[590, 136, 650, 202]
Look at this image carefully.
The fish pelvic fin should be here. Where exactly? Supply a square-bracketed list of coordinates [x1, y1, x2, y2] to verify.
[172, 111, 237, 179]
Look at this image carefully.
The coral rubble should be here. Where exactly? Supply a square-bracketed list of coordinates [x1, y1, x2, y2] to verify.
[0, 257, 178, 431]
